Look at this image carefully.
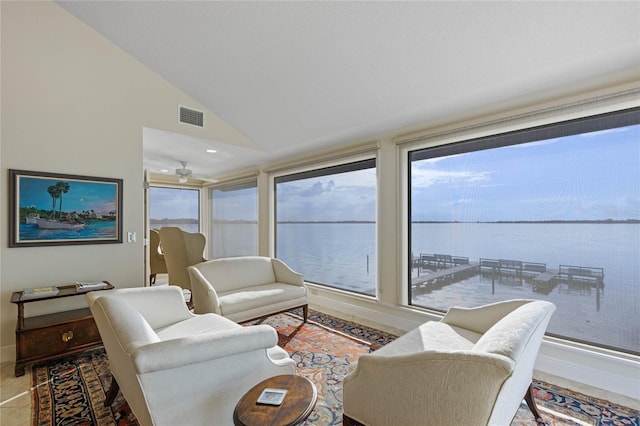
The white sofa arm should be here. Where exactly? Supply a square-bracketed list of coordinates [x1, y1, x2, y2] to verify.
[344, 351, 514, 425]
[188, 265, 222, 315]
[442, 299, 532, 334]
[132, 324, 279, 374]
[272, 258, 305, 286]
[346, 350, 514, 382]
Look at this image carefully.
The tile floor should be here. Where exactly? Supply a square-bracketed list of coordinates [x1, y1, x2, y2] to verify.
[0, 361, 31, 426]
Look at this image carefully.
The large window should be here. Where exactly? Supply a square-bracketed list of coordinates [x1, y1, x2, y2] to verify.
[149, 186, 200, 232]
[275, 159, 377, 295]
[210, 180, 258, 258]
[409, 108, 639, 354]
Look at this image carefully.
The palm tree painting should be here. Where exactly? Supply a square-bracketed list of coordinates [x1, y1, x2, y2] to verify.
[10, 169, 123, 247]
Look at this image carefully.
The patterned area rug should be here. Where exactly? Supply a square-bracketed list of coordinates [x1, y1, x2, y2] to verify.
[32, 347, 136, 426]
[32, 310, 639, 426]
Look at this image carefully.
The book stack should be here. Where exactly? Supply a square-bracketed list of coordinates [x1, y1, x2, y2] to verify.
[75, 281, 108, 292]
[21, 286, 59, 300]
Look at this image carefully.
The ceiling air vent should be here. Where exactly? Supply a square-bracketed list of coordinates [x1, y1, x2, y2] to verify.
[178, 105, 204, 128]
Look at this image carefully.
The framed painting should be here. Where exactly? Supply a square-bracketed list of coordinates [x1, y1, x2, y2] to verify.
[9, 169, 123, 247]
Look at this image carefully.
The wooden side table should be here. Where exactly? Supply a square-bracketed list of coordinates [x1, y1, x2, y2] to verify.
[10, 281, 113, 376]
[234, 375, 317, 426]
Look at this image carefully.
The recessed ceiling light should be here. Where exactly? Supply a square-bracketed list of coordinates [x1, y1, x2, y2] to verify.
[159, 169, 169, 173]
[206, 149, 217, 153]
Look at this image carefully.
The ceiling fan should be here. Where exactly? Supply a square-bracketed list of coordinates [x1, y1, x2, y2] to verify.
[174, 161, 218, 184]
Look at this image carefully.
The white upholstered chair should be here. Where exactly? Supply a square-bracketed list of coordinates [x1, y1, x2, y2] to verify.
[148, 229, 167, 285]
[158, 227, 206, 292]
[343, 299, 556, 426]
[86, 286, 295, 426]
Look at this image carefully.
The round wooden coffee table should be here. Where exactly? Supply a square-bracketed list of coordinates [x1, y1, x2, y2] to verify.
[233, 375, 317, 426]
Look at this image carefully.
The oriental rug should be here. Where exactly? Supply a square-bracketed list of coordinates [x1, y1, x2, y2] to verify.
[32, 310, 639, 426]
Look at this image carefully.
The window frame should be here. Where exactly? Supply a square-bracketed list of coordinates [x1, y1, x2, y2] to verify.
[273, 156, 378, 295]
[405, 107, 640, 355]
[208, 178, 259, 258]
[148, 184, 201, 233]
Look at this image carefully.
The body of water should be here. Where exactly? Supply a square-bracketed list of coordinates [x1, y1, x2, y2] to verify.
[277, 222, 639, 354]
[19, 220, 117, 241]
[277, 223, 377, 295]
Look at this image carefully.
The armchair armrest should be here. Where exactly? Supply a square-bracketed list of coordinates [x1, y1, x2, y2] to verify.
[442, 299, 532, 334]
[346, 350, 514, 382]
[132, 324, 279, 374]
[272, 258, 305, 286]
[188, 265, 223, 315]
[344, 351, 514, 425]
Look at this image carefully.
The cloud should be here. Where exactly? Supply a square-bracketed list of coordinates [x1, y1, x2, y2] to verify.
[411, 167, 492, 188]
[299, 180, 335, 197]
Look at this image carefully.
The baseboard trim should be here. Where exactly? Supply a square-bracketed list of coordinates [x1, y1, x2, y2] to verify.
[535, 340, 640, 405]
[1, 344, 16, 364]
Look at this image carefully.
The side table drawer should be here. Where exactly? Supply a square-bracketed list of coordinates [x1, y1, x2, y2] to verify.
[11, 284, 113, 377]
[16, 316, 101, 360]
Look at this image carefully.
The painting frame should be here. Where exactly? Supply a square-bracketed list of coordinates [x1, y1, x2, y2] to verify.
[9, 169, 123, 247]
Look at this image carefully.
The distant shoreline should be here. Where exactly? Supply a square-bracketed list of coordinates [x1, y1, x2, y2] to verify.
[277, 219, 639, 224]
[151, 219, 639, 224]
[413, 219, 640, 224]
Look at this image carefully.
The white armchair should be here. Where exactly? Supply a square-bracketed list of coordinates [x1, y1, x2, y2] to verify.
[86, 286, 295, 426]
[343, 299, 556, 426]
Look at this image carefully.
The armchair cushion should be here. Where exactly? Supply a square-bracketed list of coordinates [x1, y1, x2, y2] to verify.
[217, 283, 308, 316]
[372, 321, 480, 356]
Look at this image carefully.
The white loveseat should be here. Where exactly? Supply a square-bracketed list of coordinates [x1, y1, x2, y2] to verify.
[86, 286, 295, 426]
[188, 256, 309, 322]
[343, 299, 556, 426]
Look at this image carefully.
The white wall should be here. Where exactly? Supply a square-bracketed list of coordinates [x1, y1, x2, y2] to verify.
[0, 1, 249, 359]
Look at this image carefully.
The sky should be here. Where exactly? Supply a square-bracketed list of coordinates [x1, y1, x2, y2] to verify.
[212, 187, 257, 222]
[149, 187, 199, 220]
[276, 168, 377, 222]
[150, 123, 639, 223]
[411, 125, 639, 222]
[17, 176, 119, 215]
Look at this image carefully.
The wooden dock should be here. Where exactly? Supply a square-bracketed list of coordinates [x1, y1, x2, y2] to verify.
[411, 254, 604, 295]
[412, 263, 479, 287]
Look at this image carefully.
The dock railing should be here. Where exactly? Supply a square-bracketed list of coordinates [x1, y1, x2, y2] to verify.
[559, 265, 604, 284]
[479, 259, 547, 277]
[480, 258, 525, 275]
[419, 253, 468, 269]
[523, 262, 547, 274]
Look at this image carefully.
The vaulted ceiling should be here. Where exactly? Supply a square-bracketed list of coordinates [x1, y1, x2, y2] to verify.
[57, 1, 640, 182]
